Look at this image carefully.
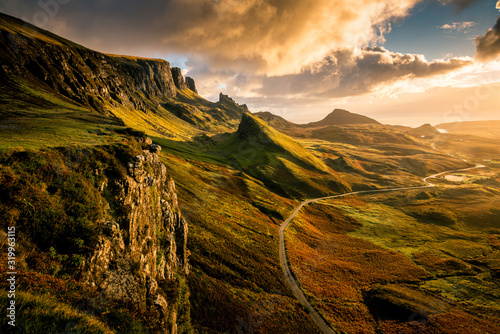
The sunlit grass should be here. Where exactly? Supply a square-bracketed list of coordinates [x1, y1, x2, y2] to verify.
[0, 290, 114, 333]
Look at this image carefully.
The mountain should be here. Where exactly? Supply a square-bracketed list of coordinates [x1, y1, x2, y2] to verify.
[408, 123, 441, 138]
[0, 13, 181, 114]
[0, 12, 245, 140]
[221, 113, 348, 198]
[253, 111, 297, 130]
[304, 108, 380, 127]
[235, 113, 328, 170]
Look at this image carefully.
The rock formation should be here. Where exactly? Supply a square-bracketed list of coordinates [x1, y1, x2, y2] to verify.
[172, 67, 188, 90]
[185, 77, 197, 93]
[82, 139, 189, 333]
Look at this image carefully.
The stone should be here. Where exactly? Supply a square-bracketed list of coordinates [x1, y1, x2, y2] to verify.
[171, 67, 188, 90]
[149, 144, 162, 153]
[185, 76, 197, 93]
[81, 148, 188, 332]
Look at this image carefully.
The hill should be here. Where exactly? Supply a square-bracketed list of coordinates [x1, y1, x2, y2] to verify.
[0, 12, 245, 143]
[220, 113, 348, 198]
[253, 111, 297, 130]
[304, 109, 380, 127]
[408, 123, 441, 138]
[435, 120, 500, 139]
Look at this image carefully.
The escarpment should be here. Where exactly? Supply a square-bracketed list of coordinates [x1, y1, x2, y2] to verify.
[82, 139, 189, 333]
[0, 13, 197, 114]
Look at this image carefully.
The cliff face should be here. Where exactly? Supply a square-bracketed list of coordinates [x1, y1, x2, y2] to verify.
[0, 13, 196, 114]
[185, 77, 197, 94]
[83, 140, 189, 333]
[172, 67, 188, 91]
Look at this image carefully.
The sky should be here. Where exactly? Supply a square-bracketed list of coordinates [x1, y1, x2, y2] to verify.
[1, 0, 499, 126]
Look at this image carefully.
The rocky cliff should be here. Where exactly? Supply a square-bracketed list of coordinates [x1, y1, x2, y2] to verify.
[0, 13, 196, 114]
[185, 77, 197, 94]
[82, 139, 189, 333]
[172, 67, 188, 91]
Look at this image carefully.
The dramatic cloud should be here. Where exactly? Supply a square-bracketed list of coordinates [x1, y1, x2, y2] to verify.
[1, 0, 496, 126]
[254, 48, 472, 98]
[476, 16, 500, 61]
[439, 21, 476, 32]
[187, 47, 472, 111]
[0, 0, 420, 75]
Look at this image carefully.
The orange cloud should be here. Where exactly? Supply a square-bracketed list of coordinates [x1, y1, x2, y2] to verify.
[159, 0, 421, 75]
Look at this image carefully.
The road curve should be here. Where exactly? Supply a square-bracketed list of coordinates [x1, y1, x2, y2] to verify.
[279, 165, 483, 334]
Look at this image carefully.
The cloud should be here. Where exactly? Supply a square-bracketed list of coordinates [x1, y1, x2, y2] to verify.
[186, 46, 472, 114]
[497, 1, 500, 10]
[0, 0, 421, 75]
[438, 0, 481, 12]
[253, 48, 472, 98]
[475, 16, 500, 61]
[439, 21, 476, 32]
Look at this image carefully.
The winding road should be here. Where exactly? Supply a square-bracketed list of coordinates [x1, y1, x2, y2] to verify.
[279, 165, 484, 334]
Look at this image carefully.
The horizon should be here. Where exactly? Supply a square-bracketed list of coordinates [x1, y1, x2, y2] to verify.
[1, 0, 499, 126]
[250, 108, 500, 127]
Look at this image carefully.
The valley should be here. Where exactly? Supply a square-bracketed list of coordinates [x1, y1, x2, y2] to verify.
[0, 11, 499, 334]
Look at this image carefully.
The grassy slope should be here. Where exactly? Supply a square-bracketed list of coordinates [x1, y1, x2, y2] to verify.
[157, 150, 321, 333]
[0, 290, 114, 334]
[218, 113, 350, 199]
[0, 77, 128, 151]
[0, 80, 323, 333]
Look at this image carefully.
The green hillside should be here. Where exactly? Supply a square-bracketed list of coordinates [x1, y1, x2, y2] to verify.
[220, 113, 349, 198]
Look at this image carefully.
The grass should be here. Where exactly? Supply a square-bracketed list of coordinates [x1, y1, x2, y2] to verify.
[0, 77, 128, 151]
[284, 204, 428, 333]
[221, 113, 330, 172]
[0, 290, 114, 334]
[283, 168, 500, 333]
[216, 113, 350, 199]
[156, 150, 326, 333]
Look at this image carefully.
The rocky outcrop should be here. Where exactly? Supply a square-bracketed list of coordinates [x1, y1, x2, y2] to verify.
[185, 77, 197, 94]
[0, 13, 192, 114]
[217, 93, 249, 119]
[171, 67, 188, 90]
[82, 138, 188, 333]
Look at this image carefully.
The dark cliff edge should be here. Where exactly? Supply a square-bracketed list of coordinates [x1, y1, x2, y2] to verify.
[0, 12, 196, 115]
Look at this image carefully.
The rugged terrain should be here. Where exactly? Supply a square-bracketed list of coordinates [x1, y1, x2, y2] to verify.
[1, 12, 499, 334]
